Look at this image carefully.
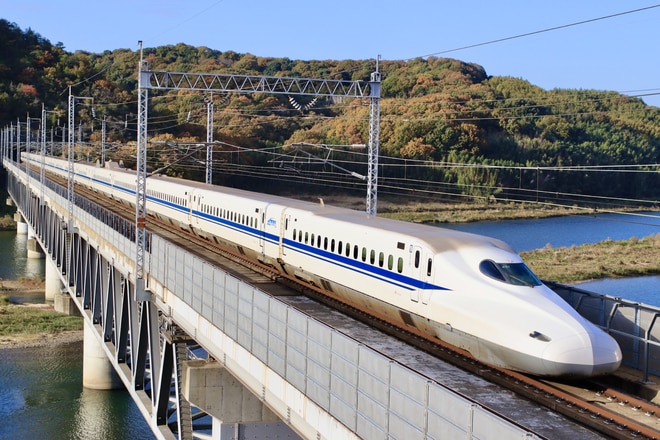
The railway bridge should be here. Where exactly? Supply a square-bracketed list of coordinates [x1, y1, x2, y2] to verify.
[3, 153, 660, 440]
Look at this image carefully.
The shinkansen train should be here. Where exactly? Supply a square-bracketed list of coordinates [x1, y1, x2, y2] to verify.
[23, 152, 622, 377]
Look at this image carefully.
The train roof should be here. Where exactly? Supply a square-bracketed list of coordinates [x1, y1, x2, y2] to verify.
[123, 165, 513, 255]
[147, 171, 514, 253]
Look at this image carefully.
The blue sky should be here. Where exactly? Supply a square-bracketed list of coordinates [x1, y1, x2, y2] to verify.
[4, 1, 660, 107]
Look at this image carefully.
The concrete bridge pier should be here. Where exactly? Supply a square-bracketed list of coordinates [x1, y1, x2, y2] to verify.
[44, 257, 62, 301]
[183, 360, 299, 439]
[26, 237, 44, 259]
[82, 320, 123, 390]
[14, 212, 27, 235]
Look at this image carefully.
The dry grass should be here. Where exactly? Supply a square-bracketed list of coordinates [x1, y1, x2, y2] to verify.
[522, 234, 660, 283]
[296, 195, 597, 223]
[0, 294, 82, 336]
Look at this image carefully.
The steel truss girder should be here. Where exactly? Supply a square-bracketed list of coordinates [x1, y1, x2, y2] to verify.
[142, 70, 372, 98]
[5, 167, 196, 440]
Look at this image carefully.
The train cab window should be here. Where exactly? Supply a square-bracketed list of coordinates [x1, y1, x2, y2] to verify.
[414, 250, 421, 268]
[427, 258, 433, 276]
[479, 260, 541, 286]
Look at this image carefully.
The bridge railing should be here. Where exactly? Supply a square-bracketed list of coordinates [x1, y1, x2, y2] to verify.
[148, 234, 540, 439]
[547, 281, 660, 381]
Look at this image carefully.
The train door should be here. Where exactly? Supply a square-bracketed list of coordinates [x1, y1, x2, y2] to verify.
[187, 192, 193, 225]
[410, 245, 432, 304]
[195, 195, 203, 225]
[279, 209, 291, 259]
[258, 204, 268, 256]
[410, 245, 423, 302]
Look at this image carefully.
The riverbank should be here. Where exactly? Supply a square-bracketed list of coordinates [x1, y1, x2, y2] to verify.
[0, 279, 83, 349]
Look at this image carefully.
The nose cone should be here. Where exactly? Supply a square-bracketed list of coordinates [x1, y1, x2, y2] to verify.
[541, 328, 622, 377]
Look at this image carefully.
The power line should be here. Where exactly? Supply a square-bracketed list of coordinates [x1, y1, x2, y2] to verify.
[416, 4, 660, 59]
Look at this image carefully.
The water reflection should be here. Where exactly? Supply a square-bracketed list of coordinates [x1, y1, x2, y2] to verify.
[0, 230, 45, 280]
[0, 340, 155, 439]
[443, 212, 660, 252]
[576, 276, 660, 307]
[71, 388, 151, 440]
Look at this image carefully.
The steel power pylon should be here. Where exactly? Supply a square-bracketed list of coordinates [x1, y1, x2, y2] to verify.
[135, 50, 381, 300]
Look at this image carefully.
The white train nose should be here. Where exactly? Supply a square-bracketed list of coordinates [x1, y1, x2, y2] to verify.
[541, 329, 622, 377]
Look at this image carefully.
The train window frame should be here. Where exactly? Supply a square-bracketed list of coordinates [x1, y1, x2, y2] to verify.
[427, 258, 433, 276]
[479, 260, 541, 286]
[414, 250, 421, 268]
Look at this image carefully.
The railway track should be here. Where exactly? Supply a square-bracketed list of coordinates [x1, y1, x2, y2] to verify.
[45, 169, 660, 439]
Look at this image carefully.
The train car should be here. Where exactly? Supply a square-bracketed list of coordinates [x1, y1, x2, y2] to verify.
[23, 153, 622, 377]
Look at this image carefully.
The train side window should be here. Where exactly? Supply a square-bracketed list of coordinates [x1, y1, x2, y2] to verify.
[323, 237, 328, 250]
[361, 247, 367, 262]
[311, 233, 315, 246]
[397, 257, 404, 273]
[353, 245, 358, 260]
[317, 235, 322, 248]
[369, 249, 375, 264]
[337, 241, 342, 255]
[293, 228, 297, 240]
[345, 242, 351, 257]
[305, 232, 309, 244]
[388, 255, 393, 270]
[427, 258, 433, 276]
[331, 239, 335, 252]
[414, 250, 421, 268]
[379, 252, 384, 267]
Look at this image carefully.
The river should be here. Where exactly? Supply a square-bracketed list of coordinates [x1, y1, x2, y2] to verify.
[0, 211, 658, 438]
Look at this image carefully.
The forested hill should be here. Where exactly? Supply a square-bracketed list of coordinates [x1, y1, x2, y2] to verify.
[1, 19, 659, 202]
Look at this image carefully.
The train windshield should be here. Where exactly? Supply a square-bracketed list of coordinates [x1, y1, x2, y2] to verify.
[479, 260, 542, 287]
